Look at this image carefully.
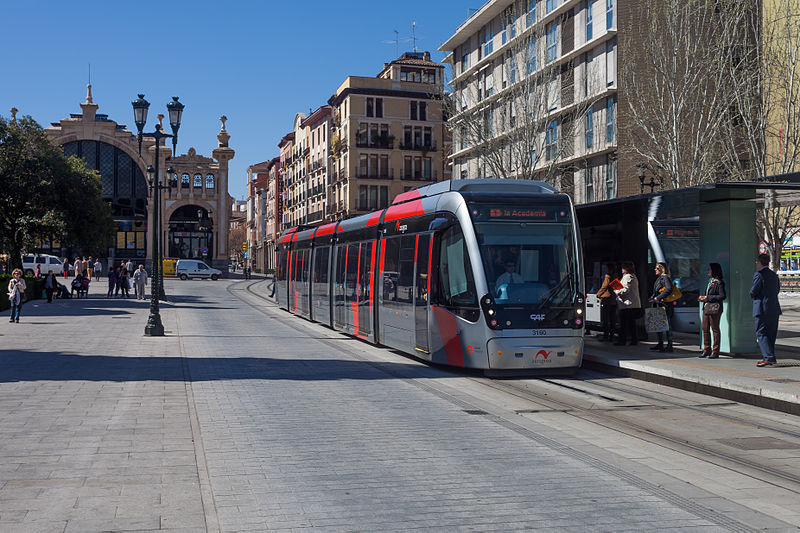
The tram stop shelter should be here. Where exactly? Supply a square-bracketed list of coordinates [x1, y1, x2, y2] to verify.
[576, 175, 800, 355]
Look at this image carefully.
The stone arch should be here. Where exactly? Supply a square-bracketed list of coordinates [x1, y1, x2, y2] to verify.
[165, 201, 216, 260]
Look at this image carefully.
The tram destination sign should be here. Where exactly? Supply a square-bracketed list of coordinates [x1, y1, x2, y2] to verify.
[471, 205, 567, 222]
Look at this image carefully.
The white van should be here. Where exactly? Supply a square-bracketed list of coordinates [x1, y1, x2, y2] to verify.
[175, 259, 222, 280]
[22, 254, 65, 275]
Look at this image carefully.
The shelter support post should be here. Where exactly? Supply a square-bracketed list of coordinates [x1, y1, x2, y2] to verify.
[699, 190, 757, 354]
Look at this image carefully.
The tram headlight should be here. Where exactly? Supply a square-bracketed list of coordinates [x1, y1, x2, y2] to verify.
[487, 308, 495, 316]
[576, 308, 583, 315]
[483, 296, 493, 306]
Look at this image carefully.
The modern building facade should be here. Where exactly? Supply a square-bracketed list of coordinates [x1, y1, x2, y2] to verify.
[327, 51, 450, 220]
[45, 86, 234, 269]
[440, 0, 619, 204]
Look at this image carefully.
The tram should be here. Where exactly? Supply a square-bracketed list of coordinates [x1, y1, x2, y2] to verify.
[275, 179, 585, 374]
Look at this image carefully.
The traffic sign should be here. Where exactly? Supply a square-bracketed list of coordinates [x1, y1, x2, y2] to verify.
[201, 247, 208, 254]
[759, 242, 767, 254]
[242, 242, 248, 250]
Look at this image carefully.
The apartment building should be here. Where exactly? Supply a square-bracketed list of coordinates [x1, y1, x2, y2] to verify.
[278, 132, 295, 229]
[327, 51, 450, 220]
[264, 157, 281, 273]
[302, 106, 332, 224]
[441, 0, 619, 203]
[246, 161, 270, 271]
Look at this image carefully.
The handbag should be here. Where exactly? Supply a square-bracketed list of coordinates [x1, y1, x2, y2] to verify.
[661, 285, 682, 302]
[703, 302, 721, 315]
[645, 306, 669, 332]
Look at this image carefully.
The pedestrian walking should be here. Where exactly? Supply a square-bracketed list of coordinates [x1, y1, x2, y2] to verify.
[7, 268, 26, 323]
[107, 267, 119, 298]
[34, 263, 41, 277]
[133, 265, 148, 300]
[699, 262, 726, 358]
[93, 258, 102, 279]
[613, 261, 642, 346]
[87, 256, 94, 280]
[125, 259, 134, 274]
[595, 262, 618, 342]
[62, 258, 69, 279]
[73, 256, 83, 277]
[44, 270, 57, 303]
[750, 253, 781, 367]
[649, 262, 675, 353]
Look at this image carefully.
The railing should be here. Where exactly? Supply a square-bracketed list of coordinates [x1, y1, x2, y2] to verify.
[400, 170, 437, 181]
[307, 210, 323, 223]
[355, 139, 395, 149]
[356, 169, 394, 180]
[399, 142, 437, 152]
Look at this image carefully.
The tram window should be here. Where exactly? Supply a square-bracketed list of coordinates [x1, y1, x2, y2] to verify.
[382, 237, 401, 302]
[346, 243, 360, 305]
[436, 226, 478, 318]
[314, 247, 329, 284]
[397, 236, 416, 304]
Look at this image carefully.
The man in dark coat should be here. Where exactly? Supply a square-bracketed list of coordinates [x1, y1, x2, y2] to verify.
[750, 253, 782, 367]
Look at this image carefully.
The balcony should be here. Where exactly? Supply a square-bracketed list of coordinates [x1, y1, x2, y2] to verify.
[307, 210, 323, 223]
[400, 170, 437, 181]
[399, 142, 437, 152]
[356, 169, 394, 180]
[355, 136, 395, 150]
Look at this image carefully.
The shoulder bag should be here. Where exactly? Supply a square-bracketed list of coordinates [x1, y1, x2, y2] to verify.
[703, 302, 721, 315]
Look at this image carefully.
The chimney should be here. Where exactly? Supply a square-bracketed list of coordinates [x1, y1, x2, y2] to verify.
[423, 51, 431, 61]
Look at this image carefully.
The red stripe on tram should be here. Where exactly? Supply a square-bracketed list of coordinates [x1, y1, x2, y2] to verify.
[369, 240, 376, 317]
[432, 306, 465, 367]
[427, 237, 433, 296]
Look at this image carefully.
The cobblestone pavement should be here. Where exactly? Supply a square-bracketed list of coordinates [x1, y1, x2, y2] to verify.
[0, 279, 795, 531]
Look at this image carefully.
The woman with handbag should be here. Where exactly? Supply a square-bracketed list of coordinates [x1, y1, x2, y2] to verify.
[7, 268, 26, 323]
[649, 262, 675, 352]
[614, 261, 642, 346]
[595, 262, 618, 341]
[698, 262, 726, 358]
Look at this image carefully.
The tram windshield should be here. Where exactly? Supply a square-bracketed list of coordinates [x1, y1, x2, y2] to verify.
[474, 221, 579, 306]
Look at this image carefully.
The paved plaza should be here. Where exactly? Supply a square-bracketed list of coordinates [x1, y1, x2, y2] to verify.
[0, 278, 798, 532]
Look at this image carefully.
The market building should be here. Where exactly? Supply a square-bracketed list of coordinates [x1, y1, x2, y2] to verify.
[44, 86, 234, 270]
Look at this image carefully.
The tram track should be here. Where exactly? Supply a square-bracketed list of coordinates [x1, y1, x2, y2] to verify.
[231, 278, 800, 525]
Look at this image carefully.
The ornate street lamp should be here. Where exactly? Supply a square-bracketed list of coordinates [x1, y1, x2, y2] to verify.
[132, 94, 183, 337]
[637, 163, 662, 194]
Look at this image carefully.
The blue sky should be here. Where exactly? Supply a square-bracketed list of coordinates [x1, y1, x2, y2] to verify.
[1, 0, 473, 200]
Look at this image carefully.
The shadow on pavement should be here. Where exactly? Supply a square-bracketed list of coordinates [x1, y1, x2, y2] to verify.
[0, 350, 453, 382]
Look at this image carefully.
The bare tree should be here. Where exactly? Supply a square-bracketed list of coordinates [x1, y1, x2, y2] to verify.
[444, 5, 595, 191]
[227, 222, 246, 265]
[717, 0, 800, 263]
[622, 0, 747, 189]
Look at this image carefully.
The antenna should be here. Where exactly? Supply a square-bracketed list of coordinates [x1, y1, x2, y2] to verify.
[88, 63, 91, 85]
[412, 22, 418, 52]
[394, 29, 399, 57]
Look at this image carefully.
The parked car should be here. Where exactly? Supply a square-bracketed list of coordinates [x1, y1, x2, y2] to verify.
[22, 254, 65, 276]
[175, 259, 222, 280]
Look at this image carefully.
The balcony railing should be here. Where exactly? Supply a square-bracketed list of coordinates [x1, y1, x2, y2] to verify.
[307, 210, 323, 223]
[399, 142, 437, 152]
[400, 170, 437, 181]
[355, 138, 395, 149]
[356, 169, 394, 180]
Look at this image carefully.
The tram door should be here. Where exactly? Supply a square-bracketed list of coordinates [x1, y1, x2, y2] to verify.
[415, 234, 431, 353]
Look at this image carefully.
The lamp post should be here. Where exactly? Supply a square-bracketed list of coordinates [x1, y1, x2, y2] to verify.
[637, 162, 662, 194]
[132, 94, 184, 337]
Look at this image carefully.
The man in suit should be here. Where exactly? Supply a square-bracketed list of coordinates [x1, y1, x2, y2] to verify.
[750, 253, 782, 367]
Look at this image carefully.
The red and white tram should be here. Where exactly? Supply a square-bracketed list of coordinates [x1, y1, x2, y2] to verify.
[276, 179, 584, 374]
